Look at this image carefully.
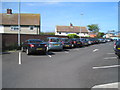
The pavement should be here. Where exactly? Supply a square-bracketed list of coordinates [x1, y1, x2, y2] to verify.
[2, 42, 119, 88]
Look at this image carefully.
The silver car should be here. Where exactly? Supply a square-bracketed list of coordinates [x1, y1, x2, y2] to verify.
[46, 37, 63, 51]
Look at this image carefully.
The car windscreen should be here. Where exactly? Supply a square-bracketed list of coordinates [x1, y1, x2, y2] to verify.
[116, 40, 120, 45]
[29, 40, 43, 44]
[49, 39, 60, 42]
[80, 39, 85, 41]
[62, 39, 70, 42]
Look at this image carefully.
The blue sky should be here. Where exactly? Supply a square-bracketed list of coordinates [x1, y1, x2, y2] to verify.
[2, 2, 118, 33]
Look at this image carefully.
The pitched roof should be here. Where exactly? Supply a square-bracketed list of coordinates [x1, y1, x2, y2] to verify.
[56, 25, 89, 33]
[0, 13, 40, 26]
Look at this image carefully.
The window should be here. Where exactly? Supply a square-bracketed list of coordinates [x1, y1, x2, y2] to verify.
[76, 33, 79, 35]
[29, 26, 34, 30]
[59, 32, 61, 34]
[11, 26, 19, 30]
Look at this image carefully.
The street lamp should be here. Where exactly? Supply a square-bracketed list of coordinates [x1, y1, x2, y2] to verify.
[18, 0, 21, 47]
[80, 13, 83, 39]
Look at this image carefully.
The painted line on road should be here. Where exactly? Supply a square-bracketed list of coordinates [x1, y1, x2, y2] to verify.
[104, 57, 117, 59]
[64, 51, 69, 53]
[46, 53, 52, 58]
[107, 53, 115, 55]
[48, 55, 52, 58]
[92, 82, 119, 88]
[93, 49, 99, 52]
[93, 65, 120, 69]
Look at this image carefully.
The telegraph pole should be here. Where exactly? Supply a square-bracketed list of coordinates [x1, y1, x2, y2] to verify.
[18, 0, 21, 47]
[80, 13, 83, 39]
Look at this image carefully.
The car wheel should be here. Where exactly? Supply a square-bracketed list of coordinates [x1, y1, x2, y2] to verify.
[26, 49, 31, 55]
[118, 56, 120, 59]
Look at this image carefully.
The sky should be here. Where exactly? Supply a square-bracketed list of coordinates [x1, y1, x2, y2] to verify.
[2, 2, 118, 33]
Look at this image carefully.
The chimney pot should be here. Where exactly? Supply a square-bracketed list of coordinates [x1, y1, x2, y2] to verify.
[70, 23, 73, 26]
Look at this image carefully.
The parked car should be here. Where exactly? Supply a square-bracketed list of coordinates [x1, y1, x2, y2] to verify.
[114, 39, 120, 58]
[46, 37, 63, 51]
[79, 38, 89, 46]
[85, 38, 92, 45]
[88, 38, 94, 44]
[21, 39, 47, 55]
[70, 38, 83, 48]
[98, 38, 107, 43]
[60, 38, 72, 48]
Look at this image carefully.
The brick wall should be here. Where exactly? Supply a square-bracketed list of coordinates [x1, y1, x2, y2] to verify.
[2, 33, 68, 50]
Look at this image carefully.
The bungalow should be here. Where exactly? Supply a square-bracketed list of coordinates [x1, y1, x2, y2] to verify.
[55, 23, 89, 37]
[0, 9, 40, 34]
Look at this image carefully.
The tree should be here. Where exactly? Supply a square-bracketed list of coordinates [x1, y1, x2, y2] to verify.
[67, 34, 79, 38]
[97, 32, 105, 38]
[87, 24, 100, 33]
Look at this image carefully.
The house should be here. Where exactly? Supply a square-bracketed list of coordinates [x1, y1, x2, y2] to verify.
[0, 9, 40, 34]
[105, 33, 114, 38]
[88, 32, 98, 37]
[55, 23, 89, 37]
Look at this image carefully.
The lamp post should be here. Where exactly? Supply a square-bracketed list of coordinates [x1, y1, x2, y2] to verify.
[18, 0, 21, 47]
[80, 13, 83, 39]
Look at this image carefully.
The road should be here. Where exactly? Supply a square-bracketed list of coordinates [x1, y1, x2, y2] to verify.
[2, 42, 119, 88]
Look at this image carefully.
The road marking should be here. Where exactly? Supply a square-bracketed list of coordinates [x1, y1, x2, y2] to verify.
[107, 52, 114, 54]
[19, 51, 22, 65]
[104, 57, 117, 59]
[46, 53, 52, 58]
[48, 55, 52, 58]
[92, 82, 119, 88]
[93, 49, 99, 52]
[93, 65, 120, 69]
[64, 51, 69, 53]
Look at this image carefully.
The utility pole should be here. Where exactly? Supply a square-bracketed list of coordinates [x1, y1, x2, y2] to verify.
[18, 0, 21, 47]
[80, 13, 83, 39]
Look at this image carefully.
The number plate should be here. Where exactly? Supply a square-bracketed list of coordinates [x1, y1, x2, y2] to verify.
[36, 48, 43, 50]
[54, 44, 59, 46]
[65, 45, 69, 47]
[118, 48, 120, 50]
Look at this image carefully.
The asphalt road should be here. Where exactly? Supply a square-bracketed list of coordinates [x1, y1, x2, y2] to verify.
[2, 42, 119, 88]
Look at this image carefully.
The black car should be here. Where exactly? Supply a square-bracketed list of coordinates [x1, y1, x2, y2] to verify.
[60, 38, 72, 48]
[114, 39, 120, 58]
[70, 38, 83, 48]
[21, 39, 47, 55]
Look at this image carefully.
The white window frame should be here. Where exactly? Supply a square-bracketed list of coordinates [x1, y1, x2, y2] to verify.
[10, 26, 19, 31]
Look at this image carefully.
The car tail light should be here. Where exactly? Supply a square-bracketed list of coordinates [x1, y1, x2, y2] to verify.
[44, 44, 47, 47]
[30, 44, 35, 47]
[74, 41, 76, 44]
[114, 42, 116, 48]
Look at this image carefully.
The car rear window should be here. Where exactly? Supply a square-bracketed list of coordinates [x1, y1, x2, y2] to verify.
[49, 39, 60, 42]
[29, 40, 43, 44]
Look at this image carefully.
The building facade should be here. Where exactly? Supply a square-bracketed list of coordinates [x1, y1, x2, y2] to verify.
[55, 24, 89, 37]
[0, 9, 40, 34]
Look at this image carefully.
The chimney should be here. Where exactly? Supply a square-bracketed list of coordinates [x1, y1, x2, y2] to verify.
[7, 9, 12, 14]
[70, 23, 73, 26]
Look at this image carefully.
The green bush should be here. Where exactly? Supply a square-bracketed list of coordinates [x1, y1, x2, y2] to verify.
[67, 34, 79, 38]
